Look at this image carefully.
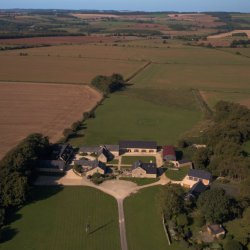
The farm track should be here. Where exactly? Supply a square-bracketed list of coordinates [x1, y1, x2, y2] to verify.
[126, 61, 152, 82]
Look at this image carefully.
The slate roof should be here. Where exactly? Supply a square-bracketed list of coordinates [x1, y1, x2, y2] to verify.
[119, 140, 157, 149]
[163, 146, 176, 157]
[38, 160, 65, 171]
[207, 224, 225, 235]
[105, 145, 119, 152]
[80, 145, 119, 154]
[132, 160, 157, 174]
[190, 181, 207, 195]
[188, 169, 212, 180]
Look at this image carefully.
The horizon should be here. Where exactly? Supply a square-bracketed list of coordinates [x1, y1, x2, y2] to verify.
[1, 0, 250, 13]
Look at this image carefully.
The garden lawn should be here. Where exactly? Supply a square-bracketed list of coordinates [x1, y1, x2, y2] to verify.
[165, 166, 190, 181]
[121, 156, 156, 165]
[1, 186, 120, 250]
[119, 177, 160, 186]
[124, 186, 189, 250]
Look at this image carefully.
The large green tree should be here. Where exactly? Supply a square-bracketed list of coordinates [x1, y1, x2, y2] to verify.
[160, 184, 185, 219]
[197, 188, 237, 223]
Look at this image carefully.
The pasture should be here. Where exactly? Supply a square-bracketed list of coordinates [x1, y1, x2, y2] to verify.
[124, 186, 189, 250]
[68, 89, 201, 147]
[0, 82, 101, 159]
[0, 186, 120, 250]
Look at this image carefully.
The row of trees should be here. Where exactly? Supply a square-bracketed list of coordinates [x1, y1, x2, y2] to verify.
[0, 133, 50, 240]
[91, 73, 126, 94]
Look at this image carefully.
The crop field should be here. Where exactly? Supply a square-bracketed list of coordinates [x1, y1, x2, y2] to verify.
[124, 186, 188, 250]
[0, 186, 120, 250]
[68, 89, 201, 147]
[0, 35, 122, 46]
[0, 82, 102, 159]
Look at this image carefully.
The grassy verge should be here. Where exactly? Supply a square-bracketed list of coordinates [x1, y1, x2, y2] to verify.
[1, 186, 120, 250]
[120, 177, 159, 186]
[165, 166, 190, 181]
[124, 186, 189, 250]
[121, 156, 156, 165]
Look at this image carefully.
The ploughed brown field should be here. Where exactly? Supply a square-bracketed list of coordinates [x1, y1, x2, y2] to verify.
[0, 82, 102, 159]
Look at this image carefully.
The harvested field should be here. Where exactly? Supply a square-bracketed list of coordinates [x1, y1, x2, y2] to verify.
[0, 82, 102, 159]
[0, 35, 123, 46]
[72, 13, 119, 19]
[168, 13, 224, 28]
[0, 53, 142, 83]
[208, 30, 250, 39]
[200, 90, 250, 109]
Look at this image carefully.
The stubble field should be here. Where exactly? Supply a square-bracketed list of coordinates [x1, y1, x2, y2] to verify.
[0, 82, 102, 158]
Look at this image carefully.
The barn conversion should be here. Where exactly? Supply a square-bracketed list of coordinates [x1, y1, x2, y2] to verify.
[119, 140, 157, 154]
[182, 169, 212, 188]
[74, 159, 107, 177]
[131, 160, 157, 178]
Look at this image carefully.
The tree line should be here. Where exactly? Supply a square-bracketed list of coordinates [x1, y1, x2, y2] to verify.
[0, 133, 50, 241]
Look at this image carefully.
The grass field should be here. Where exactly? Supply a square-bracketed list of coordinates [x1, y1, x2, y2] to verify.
[124, 186, 189, 250]
[132, 62, 250, 91]
[121, 156, 156, 165]
[119, 177, 159, 186]
[165, 166, 190, 181]
[1, 186, 120, 250]
[68, 90, 201, 147]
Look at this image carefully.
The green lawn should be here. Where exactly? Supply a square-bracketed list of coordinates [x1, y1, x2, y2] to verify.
[124, 186, 189, 250]
[121, 156, 156, 165]
[1, 186, 120, 250]
[68, 90, 201, 147]
[165, 166, 190, 181]
[119, 177, 160, 186]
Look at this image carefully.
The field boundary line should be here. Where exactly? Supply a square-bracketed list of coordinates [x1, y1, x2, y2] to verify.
[192, 88, 213, 118]
[0, 80, 89, 86]
[126, 61, 152, 82]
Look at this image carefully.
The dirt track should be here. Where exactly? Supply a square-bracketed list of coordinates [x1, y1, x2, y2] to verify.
[0, 82, 102, 159]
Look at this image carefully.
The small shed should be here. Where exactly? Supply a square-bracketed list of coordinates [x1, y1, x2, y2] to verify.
[163, 145, 176, 161]
[207, 224, 225, 239]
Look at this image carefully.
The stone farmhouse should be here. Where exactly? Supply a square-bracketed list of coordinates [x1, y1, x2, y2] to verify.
[79, 145, 119, 162]
[38, 144, 74, 173]
[182, 169, 212, 188]
[207, 224, 226, 239]
[131, 160, 157, 178]
[74, 159, 107, 177]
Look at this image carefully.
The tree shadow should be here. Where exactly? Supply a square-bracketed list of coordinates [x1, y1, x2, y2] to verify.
[89, 220, 114, 235]
[0, 227, 18, 243]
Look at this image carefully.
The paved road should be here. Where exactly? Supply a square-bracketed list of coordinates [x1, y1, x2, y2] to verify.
[117, 199, 128, 250]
